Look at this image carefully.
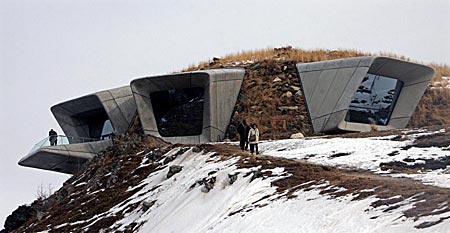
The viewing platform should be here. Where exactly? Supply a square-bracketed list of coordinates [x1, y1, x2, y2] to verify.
[18, 135, 112, 174]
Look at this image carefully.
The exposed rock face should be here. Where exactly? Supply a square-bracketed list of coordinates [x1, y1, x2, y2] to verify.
[3, 205, 34, 232]
[223, 60, 313, 140]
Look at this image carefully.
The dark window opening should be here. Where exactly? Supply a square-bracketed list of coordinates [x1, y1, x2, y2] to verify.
[74, 108, 114, 139]
[150, 87, 205, 137]
[345, 73, 403, 126]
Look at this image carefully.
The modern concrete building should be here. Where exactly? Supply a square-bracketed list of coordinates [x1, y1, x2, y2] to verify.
[131, 68, 245, 144]
[19, 56, 434, 174]
[297, 56, 434, 133]
[19, 86, 137, 174]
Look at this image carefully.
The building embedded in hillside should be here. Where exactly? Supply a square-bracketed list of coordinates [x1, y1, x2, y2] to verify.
[18, 57, 434, 174]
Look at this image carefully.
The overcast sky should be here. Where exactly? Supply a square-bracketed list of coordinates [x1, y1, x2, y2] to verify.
[1, 0, 449, 227]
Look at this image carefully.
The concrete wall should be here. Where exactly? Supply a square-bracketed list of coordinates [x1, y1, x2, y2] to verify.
[51, 86, 137, 138]
[131, 68, 245, 144]
[18, 140, 112, 174]
[297, 56, 434, 133]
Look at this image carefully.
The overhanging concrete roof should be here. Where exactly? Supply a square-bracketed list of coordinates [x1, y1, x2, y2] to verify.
[51, 86, 137, 138]
[297, 56, 434, 133]
[131, 68, 245, 144]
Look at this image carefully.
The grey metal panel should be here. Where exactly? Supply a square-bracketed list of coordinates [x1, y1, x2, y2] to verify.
[322, 110, 347, 132]
[298, 71, 321, 104]
[309, 69, 338, 118]
[316, 67, 355, 118]
[388, 117, 411, 129]
[312, 116, 328, 133]
[131, 68, 245, 144]
[390, 82, 429, 119]
[333, 67, 370, 112]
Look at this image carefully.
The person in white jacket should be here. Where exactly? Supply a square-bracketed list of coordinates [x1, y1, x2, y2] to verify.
[248, 123, 260, 155]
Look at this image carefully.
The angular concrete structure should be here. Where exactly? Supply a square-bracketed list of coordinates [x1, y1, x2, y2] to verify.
[19, 56, 434, 174]
[297, 56, 434, 133]
[51, 86, 137, 139]
[18, 138, 112, 174]
[19, 86, 136, 174]
[131, 68, 245, 144]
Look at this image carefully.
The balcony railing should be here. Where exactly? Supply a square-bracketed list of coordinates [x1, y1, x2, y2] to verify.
[29, 135, 101, 153]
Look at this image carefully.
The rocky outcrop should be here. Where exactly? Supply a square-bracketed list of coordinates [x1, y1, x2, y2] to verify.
[3, 205, 34, 232]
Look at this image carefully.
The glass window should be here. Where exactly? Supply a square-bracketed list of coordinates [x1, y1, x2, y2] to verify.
[345, 73, 403, 126]
[101, 119, 113, 139]
[150, 87, 205, 137]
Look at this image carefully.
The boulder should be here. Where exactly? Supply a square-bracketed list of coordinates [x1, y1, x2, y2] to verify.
[167, 165, 183, 178]
[290, 132, 305, 139]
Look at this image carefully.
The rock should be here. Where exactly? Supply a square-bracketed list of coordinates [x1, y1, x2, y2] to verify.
[283, 91, 293, 98]
[278, 106, 298, 111]
[247, 81, 257, 89]
[142, 200, 156, 211]
[192, 146, 202, 153]
[146, 148, 163, 161]
[251, 63, 261, 70]
[295, 90, 303, 96]
[201, 177, 216, 193]
[250, 171, 263, 182]
[273, 77, 282, 82]
[291, 86, 300, 91]
[4, 205, 34, 232]
[228, 173, 238, 185]
[290, 132, 305, 139]
[163, 148, 189, 165]
[167, 165, 183, 178]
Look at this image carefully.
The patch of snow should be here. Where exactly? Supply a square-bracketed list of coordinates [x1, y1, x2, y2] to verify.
[259, 130, 450, 188]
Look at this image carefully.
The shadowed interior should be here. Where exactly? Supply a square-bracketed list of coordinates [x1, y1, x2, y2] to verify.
[150, 87, 205, 137]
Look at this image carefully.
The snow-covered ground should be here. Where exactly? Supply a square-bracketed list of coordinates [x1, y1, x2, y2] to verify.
[42, 128, 450, 233]
[260, 129, 450, 188]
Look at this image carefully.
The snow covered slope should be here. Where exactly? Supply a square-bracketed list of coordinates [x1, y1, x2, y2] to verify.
[13, 127, 450, 233]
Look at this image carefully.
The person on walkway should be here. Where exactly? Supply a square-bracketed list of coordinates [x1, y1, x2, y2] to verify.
[49, 129, 58, 146]
[237, 119, 249, 150]
[245, 122, 251, 150]
[248, 123, 260, 155]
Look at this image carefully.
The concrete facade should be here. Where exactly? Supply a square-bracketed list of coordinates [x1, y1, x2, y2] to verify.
[131, 68, 245, 144]
[296, 56, 434, 133]
[19, 86, 136, 174]
[51, 86, 137, 138]
[19, 57, 434, 174]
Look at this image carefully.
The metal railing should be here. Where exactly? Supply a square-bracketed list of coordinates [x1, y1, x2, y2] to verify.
[29, 135, 100, 153]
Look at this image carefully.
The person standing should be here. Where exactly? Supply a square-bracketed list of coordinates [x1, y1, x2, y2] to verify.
[248, 123, 260, 155]
[237, 119, 249, 150]
[49, 129, 58, 146]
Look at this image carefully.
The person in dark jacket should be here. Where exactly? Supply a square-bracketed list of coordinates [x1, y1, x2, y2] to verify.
[49, 129, 58, 146]
[237, 119, 248, 150]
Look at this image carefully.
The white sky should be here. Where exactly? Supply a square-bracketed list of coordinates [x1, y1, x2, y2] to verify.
[0, 0, 449, 227]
